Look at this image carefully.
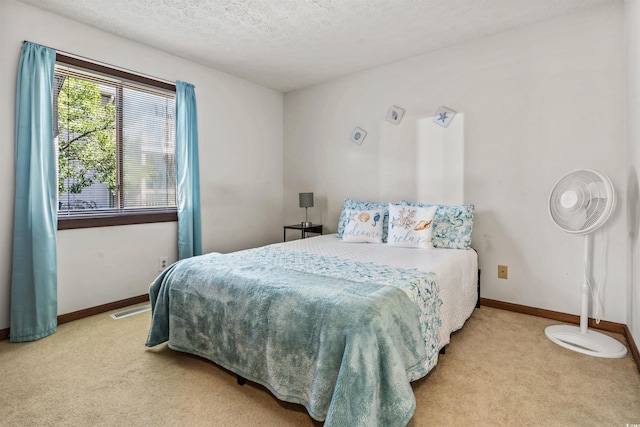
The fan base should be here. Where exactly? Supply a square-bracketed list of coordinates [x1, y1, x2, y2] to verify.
[545, 325, 627, 358]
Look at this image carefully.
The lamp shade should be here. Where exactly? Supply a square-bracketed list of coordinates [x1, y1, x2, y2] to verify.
[299, 192, 314, 208]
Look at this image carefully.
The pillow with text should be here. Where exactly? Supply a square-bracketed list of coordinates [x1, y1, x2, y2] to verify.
[337, 199, 389, 242]
[387, 204, 438, 249]
[342, 209, 385, 243]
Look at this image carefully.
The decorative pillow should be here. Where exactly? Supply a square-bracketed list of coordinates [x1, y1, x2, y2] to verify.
[398, 201, 474, 249]
[341, 209, 385, 243]
[387, 204, 438, 249]
[337, 199, 389, 242]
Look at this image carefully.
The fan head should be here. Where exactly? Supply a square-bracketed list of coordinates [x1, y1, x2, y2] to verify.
[549, 169, 614, 234]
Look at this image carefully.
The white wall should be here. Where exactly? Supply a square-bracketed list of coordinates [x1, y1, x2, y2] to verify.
[0, 0, 284, 329]
[1, 0, 631, 335]
[284, 4, 627, 323]
[625, 0, 640, 346]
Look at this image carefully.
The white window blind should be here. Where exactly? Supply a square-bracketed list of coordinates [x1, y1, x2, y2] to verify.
[54, 61, 176, 218]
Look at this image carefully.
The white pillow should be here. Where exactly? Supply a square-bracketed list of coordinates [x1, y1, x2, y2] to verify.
[387, 203, 438, 249]
[342, 208, 384, 243]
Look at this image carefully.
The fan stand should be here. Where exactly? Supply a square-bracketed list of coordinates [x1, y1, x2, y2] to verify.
[545, 234, 627, 358]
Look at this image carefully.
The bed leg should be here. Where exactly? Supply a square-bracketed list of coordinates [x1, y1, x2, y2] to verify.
[237, 375, 246, 386]
[476, 269, 481, 308]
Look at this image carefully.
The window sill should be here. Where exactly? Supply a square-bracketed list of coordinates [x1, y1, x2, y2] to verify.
[58, 211, 177, 230]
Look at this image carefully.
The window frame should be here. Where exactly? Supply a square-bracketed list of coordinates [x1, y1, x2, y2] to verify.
[54, 53, 178, 230]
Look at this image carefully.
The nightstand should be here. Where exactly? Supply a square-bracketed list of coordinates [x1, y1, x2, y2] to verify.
[283, 224, 323, 241]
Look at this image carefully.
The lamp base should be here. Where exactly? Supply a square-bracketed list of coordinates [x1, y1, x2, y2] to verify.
[301, 221, 313, 227]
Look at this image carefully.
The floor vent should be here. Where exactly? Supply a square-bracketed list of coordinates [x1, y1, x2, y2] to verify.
[110, 304, 151, 319]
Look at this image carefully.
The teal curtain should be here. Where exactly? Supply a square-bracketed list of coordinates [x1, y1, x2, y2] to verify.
[10, 42, 58, 342]
[175, 81, 202, 259]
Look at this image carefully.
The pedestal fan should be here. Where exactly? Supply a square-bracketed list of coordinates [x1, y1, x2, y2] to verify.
[545, 169, 627, 358]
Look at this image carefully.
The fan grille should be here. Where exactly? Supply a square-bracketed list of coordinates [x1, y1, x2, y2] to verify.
[549, 169, 614, 234]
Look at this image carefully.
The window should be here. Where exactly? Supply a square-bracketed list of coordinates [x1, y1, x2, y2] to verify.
[54, 54, 177, 229]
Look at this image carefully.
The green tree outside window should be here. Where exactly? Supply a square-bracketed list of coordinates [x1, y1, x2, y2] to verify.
[55, 76, 117, 200]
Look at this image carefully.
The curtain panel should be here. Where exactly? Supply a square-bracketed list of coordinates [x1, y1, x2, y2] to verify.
[175, 81, 202, 259]
[10, 42, 58, 342]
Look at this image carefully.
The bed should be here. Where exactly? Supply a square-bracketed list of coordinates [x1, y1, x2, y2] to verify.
[146, 201, 477, 427]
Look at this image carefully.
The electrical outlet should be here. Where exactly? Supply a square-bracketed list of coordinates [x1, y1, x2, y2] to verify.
[498, 265, 508, 279]
[158, 256, 168, 272]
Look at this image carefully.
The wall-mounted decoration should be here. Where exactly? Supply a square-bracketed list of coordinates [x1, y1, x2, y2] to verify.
[433, 106, 456, 128]
[386, 105, 405, 124]
[351, 127, 367, 145]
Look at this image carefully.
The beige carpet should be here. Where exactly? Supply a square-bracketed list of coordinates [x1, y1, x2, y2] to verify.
[1, 305, 638, 426]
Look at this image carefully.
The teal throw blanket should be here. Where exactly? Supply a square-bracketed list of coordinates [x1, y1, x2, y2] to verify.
[146, 246, 441, 426]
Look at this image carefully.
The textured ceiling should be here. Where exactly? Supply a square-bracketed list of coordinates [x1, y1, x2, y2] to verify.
[18, 0, 617, 92]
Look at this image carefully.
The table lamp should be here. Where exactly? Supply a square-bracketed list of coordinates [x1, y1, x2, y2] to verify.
[299, 192, 314, 227]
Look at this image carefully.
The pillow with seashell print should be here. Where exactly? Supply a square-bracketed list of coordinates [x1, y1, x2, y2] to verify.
[387, 203, 438, 249]
[397, 200, 474, 249]
[337, 199, 389, 242]
[342, 209, 385, 243]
